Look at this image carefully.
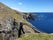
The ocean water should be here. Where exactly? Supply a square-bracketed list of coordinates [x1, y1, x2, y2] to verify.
[29, 12, 53, 33]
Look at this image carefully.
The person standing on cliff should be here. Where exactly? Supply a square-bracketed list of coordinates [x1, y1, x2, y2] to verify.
[18, 22, 25, 38]
[12, 19, 18, 37]
[12, 19, 18, 30]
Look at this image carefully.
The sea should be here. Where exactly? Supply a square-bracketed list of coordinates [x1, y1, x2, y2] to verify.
[29, 12, 53, 33]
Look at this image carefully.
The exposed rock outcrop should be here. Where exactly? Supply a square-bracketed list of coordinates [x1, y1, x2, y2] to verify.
[0, 16, 18, 40]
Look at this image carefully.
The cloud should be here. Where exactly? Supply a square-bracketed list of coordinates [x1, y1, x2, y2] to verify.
[18, 2, 23, 5]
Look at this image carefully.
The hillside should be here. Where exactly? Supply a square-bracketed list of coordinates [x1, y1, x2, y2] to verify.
[0, 2, 37, 33]
[16, 33, 53, 40]
[0, 2, 42, 40]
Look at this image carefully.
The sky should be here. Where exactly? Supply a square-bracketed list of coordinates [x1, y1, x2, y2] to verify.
[0, 0, 53, 12]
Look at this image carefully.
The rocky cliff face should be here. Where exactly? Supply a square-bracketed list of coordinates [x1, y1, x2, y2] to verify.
[0, 16, 18, 40]
[0, 2, 41, 40]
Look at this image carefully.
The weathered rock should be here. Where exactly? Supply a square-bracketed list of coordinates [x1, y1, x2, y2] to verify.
[0, 16, 18, 40]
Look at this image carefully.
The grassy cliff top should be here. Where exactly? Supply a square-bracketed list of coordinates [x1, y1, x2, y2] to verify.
[0, 2, 28, 23]
[16, 33, 53, 40]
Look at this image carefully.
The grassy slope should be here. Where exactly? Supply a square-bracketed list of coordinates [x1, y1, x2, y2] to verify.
[16, 33, 53, 40]
[0, 2, 28, 22]
[0, 2, 31, 23]
[0, 3, 35, 40]
[0, 2, 35, 33]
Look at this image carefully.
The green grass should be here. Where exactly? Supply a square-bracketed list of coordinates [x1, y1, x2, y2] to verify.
[0, 2, 30, 23]
[16, 33, 53, 40]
